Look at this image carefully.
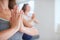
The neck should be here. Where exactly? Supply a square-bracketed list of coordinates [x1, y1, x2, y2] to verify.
[0, 0, 9, 9]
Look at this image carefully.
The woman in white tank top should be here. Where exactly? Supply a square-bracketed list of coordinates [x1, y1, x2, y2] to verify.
[21, 4, 39, 40]
[22, 4, 39, 27]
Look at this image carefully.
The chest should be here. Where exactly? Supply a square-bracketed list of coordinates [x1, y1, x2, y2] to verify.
[0, 9, 11, 20]
[23, 15, 32, 21]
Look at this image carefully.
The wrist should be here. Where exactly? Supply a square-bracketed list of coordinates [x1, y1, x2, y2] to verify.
[11, 25, 19, 30]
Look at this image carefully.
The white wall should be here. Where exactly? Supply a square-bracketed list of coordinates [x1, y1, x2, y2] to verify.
[34, 0, 56, 40]
[55, 0, 60, 40]
[55, 0, 60, 32]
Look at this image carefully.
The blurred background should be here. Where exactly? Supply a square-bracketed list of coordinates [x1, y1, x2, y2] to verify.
[16, 0, 60, 40]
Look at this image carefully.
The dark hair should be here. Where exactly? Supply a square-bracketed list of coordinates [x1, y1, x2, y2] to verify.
[8, 0, 16, 10]
[22, 4, 28, 12]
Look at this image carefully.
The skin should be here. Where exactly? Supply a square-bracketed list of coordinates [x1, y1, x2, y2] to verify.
[0, 0, 39, 40]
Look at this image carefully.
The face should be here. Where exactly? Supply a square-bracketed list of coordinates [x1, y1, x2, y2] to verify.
[26, 5, 30, 12]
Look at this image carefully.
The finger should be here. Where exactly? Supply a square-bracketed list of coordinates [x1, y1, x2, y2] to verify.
[13, 5, 17, 12]
[19, 10, 24, 14]
[11, 9, 15, 18]
[13, 5, 21, 20]
[16, 8, 20, 19]
[16, 6, 20, 16]
[11, 9, 13, 15]
[13, 5, 19, 18]
[13, 5, 18, 14]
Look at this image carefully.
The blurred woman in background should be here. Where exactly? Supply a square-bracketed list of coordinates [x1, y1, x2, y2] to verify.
[22, 4, 39, 40]
[22, 4, 39, 27]
[0, 0, 22, 40]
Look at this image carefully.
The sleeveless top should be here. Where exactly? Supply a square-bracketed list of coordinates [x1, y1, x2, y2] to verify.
[23, 13, 35, 26]
[0, 18, 23, 40]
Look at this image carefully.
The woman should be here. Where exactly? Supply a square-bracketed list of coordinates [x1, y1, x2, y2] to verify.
[0, 0, 23, 40]
[22, 4, 39, 40]
[22, 4, 39, 27]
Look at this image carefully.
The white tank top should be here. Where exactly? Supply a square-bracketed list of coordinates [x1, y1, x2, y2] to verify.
[23, 13, 35, 26]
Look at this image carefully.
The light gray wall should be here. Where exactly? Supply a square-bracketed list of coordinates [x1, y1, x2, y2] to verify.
[34, 0, 56, 40]
[55, 0, 60, 32]
[55, 0, 60, 40]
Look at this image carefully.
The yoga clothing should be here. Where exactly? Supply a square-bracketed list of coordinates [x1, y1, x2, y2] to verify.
[22, 33, 39, 40]
[0, 18, 23, 40]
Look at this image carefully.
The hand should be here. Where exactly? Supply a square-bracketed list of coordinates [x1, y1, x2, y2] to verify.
[10, 5, 22, 30]
[20, 10, 24, 14]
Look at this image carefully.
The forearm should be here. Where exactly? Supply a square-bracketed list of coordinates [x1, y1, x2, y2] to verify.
[32, 13, 39, 23]
[34, 18, 39, 23]
[0, 26, 18, 40]
[31, 16, 39, 23]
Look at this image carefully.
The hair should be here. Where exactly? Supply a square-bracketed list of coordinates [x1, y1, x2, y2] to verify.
[8, 0, 16, 10]
[22, 4, 29, 13]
